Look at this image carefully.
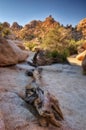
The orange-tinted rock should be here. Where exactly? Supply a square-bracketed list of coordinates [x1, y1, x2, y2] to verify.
[2, 22, 10, 28]
[82, 55, 86, 74]
[77, 18, 86, 39]
[0, 38, 29, 66]
[11, 22, 22, 31]
[76, 50, 86, 61]
[12, 40, 26, 50]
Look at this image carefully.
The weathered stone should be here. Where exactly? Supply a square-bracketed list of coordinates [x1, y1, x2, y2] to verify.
[77, 18, 86, 39]
[76, 50, 86, 61]
[24, 68, 64, 127]
[82, 54, 86, 74]
[10, 40, 26, 50]
[0, 110, 5, 130]
[0, 57, 86, 130]
[0, 38, 29, 66]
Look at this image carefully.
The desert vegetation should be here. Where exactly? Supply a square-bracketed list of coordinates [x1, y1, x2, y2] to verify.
[0, 16, 86, 64]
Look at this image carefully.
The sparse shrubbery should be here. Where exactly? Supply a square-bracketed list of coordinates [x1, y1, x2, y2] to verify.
[45, 49, 69, 63]
[1, 16, 84, 64]
[24, 41, 36, 50]
[0, 23, 10, 38]
[35, 25, 85, 63]
[41, 26, 79, 62]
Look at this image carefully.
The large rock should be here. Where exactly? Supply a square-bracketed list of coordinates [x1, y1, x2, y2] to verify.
[82, 55, 86, 74]
[76, 50, 86, 61]
[77, 42, 86, 53]
[0, 110, 5, 130]
[12, 40, 26, 50]
[0, 38, 29, 66]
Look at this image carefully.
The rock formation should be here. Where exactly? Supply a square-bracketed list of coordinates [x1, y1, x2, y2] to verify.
[11, 22, 22, 31]
[0, 110, 5, 130]
[76, 50, 86, 61]
[77, 18, 86, 39]
[2, 22, 10, 28]
[27, 49, 67, 66]
[0, 38, 29, 66]
[18, 16, 60, 40]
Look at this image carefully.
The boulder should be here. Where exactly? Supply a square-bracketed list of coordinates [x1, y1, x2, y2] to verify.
[0, 110, 5, 130]
[31, 50, 66, 66]
[0, 38, 29, 66]
[82, 55, 86, 74]
[76, 50, 86, 61]
[77, 42, 86, 53]
[13, 40, 26, 50]
[0, 91, 30, 130]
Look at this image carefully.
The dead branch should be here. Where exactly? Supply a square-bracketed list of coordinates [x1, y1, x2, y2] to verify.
[24, 77, 63, 127]
[24, 68, 64, 127]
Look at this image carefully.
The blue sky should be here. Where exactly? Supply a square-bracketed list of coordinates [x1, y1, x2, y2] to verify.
[0, 0, 86, 26]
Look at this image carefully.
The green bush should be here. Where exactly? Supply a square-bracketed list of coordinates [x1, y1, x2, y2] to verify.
[0, 23, 3, 31]
[45, 49, 69, 63]
[61, 49, 70, 62]
[51, 50, 59, 58]
[24, 42, 36, 50]
[67, 44, 77, 55]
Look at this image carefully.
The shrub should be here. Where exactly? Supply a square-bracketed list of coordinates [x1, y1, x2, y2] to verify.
[0, 23, 3, 31]
[61, 49, 70, 62]
[51, 50, 59, 58]
[45, 49, 69, 63]
[24, 42, 36, 50]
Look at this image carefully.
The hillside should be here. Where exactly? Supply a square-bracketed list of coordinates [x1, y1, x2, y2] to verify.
[0, 15, 85, 41]
[0, 16, 86, 64]
[11, 16, 84, 42]
[77, 18, 86, 39]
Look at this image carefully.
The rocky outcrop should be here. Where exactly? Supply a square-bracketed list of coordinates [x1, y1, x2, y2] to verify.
[18, 16, 60, 40]
[11, 22, 22, 31]
[0, 38, 29, 66]
[1, 17, 86, 42]
[42, 15, 59, 28]
[25, 20, 42, 29]
[2, 22, 10, 28]
[77, 18, 86, 39]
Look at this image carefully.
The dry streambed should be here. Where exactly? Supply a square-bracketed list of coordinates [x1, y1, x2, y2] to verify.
[0, 61, 86, 130]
